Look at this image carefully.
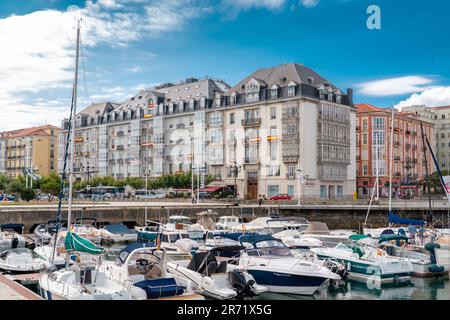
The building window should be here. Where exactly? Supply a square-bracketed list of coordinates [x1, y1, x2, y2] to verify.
[270, 107, 276, 120]
[337, 186, 343, 199]
[287, 185, 294, 196]
[288, 165, 296, 178]
[363, 164, 368, 175]
[268, 185, 280, 197]
[230, 113, 235, 125]
[362, 134, 368, 145]
[320, 185, 327, 199]
[288, 84, 296, 97]
[270, 85, 278, 99]
[362, 119, 368, 131]
[336, 95, 341, 104]
[230, 93, 236, 105]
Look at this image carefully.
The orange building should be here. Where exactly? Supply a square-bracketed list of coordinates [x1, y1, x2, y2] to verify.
[356, 104, 435, 199]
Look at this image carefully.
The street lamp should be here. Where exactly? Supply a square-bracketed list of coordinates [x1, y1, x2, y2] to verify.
[230, 161, 241, 206]
[296, 169, 308, 206]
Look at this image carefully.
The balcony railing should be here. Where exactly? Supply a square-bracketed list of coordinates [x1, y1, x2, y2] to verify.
[244, 137, 261, 145]
[282, 155, 298, 163]
[286, 173, 295, 179]
[244, 158, 259, 164]
[241, 117, 261, 127]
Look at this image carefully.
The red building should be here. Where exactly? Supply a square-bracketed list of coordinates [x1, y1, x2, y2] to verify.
[356, 104, 435, 199]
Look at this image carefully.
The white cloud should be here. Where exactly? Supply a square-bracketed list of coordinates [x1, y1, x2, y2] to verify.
[395, 87, 450, 109]
[0, 0, 209, 131]
[300, 0, 319, 8]
[222, 0, 286, 11]
[357, 76, 434, 97]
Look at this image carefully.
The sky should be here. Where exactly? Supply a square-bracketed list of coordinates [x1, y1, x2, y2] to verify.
[0, 0, 449, 131]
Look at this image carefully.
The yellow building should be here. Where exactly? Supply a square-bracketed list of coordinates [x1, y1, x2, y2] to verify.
[0, 125, 59, 178]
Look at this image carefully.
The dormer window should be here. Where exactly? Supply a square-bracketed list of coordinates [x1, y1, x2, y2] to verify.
[246, 82, 259, 103]
[270, 85, 278, 99]
[288, 81, 296, 97]
[189, 99, 194, 111]
[336, 94, 341, 104]
[200, 96, 206, 108]
[328, 93, 333, 101]
[214, 92, 221, 107]
[230, 92, 237, 105]
[178, 101, 184, 113]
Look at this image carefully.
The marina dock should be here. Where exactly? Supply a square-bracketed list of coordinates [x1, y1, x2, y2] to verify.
[0, 273, 42, 300]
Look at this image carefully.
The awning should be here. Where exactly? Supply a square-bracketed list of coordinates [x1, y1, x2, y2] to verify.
[198, 186, 224, 193]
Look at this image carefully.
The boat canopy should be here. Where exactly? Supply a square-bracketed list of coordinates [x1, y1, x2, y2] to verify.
[388, 211, 425, 226]
[378, 234, 409, 244]
[0, 224, 24, 233]
[104, 223, 137, 234]
[64, 232, 104, 254]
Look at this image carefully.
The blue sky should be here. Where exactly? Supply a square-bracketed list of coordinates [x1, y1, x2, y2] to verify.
[0, 0, 449, 130]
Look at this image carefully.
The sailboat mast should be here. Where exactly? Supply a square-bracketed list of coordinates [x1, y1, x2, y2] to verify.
[68, 20, 81, 231]
[420, 120, 433, 224]
[388, 107, 395, 212]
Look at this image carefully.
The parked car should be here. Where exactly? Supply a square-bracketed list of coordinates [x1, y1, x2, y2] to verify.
[269, 194, 292, 201]
[0, 194, 15, 201]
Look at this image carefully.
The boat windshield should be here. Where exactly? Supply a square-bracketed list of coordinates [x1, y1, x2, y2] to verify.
[168, 217, 191, 224]
[335, 242, 353, 252]
[247, 240, 293, 257]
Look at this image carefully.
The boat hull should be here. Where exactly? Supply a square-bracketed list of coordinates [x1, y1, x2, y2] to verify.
[245, 268, 328, 295]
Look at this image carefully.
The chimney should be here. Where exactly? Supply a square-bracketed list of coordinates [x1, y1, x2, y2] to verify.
[347, 88, 354, 106]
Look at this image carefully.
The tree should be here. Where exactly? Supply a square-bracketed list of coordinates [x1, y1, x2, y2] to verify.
[40, 171, 62, 196]
[0, 174, 11, 192]
[20, 187, 35, 202]
[6, 179, 25, 196]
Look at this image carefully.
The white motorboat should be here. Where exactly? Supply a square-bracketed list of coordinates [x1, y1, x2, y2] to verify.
[162, 215, 192, 232]
[236, 235, 342, 295]
[0, 224, 26, 251]
[159, 230, 199, 254]
[33, 224, 53, 244]
[311, 236, 414, 285]
[302, 222, 356, 246]
[273, 229, 323, 250]
[167, 246, 267, 300]
[215, 215, 241, 231]
[98, 243, 204, 300]
[0, 248, 45, 273]
[100, 223, 138, 243]
[375, 234, 448, 277]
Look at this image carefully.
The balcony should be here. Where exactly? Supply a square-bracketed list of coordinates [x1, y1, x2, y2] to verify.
[244, 158, 259, 165]
[74, 137, 84, 143]
[282, 155, 298, 163]
[282, 112, 299, 121]
[286, 173, 296, 180]
[241, 117, 261, 127]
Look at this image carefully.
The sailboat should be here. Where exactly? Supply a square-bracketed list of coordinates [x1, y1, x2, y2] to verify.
[38, 19, 131, 300]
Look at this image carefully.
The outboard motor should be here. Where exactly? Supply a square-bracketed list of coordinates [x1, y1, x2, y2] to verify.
[424, 242, 445, 274]
[228, 269, 255, 299]
[324, 260, 349, 280]
[11, 237, 19, 249]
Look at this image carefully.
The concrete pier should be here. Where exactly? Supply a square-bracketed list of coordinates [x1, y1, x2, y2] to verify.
[1, 200, 448, 231]
[0, 274, 42, 300]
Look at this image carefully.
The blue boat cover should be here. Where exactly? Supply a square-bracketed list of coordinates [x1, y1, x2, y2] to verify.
[104, 223, 137, 234]
[134, 278, 184, 299]
[388, 211, 425, 226]
[137, 231, 159, 241]
[221, 232, 259, 242]
[237, 234, 277, 245]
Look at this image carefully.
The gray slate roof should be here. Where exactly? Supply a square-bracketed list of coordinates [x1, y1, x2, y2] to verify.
[225, 62, 340, 95]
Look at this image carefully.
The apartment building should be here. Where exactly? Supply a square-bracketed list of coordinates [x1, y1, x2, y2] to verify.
[356, 104, 435, 199]
[402, 105, 450, 171]
[58, 63, 357, 200]
[0, 125, 59, 178]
